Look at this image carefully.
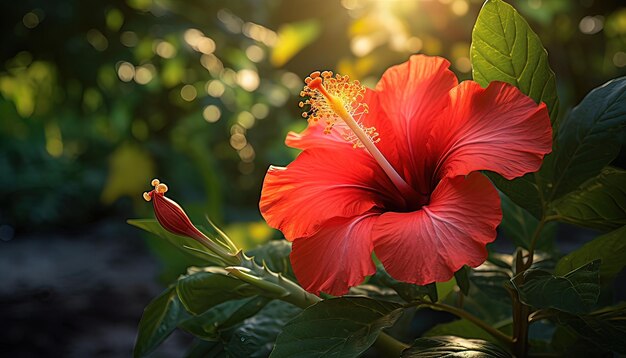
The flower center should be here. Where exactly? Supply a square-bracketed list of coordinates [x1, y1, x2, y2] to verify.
[300, 71, 420, 202]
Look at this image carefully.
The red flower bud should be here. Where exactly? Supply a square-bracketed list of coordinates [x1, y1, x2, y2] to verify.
[144, 179, 205, 241]
[143, 179, 239, 265]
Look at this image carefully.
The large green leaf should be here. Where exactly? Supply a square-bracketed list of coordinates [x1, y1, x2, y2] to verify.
[557, 302, 626, 354]
[270, 297, 403, 358]
[134, 286, 190, 358]
[513, 260, 600, 314]
[547, 77, 626, 199]
[176, 269, 261, 315]
[549, 167, 626, 231]
[128, 219, 221, 263]
[471, 0, 559, 217]
[500, 193, 556, 250]
[554, 226, 626, 284]
[179, 296, 270, 340]
[402, 336, 511, 357]
[226, 300, 302, 358]
[471, 0, 558, 120]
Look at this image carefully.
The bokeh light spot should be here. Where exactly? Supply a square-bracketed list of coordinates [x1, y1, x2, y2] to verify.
[237, 69, 260, 92]
[180, 84, 197, 101]
[117, 62, 135, 82]
[203, 105, 222, 122]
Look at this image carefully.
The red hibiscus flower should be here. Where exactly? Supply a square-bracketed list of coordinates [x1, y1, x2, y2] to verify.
[259, 55, 552, 296]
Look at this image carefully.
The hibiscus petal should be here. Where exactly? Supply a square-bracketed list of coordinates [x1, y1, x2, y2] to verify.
[429, 81, 552, 181]
[291, 214, 378, 296]
[285, 119, 350, 150]
[372, 172, 501, 285]
[260, 147, 403, 241]
[375, 55, 458, 192]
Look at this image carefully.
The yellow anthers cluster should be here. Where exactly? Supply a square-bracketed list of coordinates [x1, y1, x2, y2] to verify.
[299, 70, 378, 148]
[143, 178, 168, 201]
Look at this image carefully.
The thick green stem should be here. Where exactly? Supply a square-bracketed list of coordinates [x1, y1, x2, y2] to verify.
[511, 216, 549, 357]
[232, 252, 408, 356]
[419, 302, 513, 348]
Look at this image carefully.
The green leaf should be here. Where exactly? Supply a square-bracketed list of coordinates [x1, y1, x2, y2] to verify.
[176, 270, 261, 315]
[471, 0, 558, 120]
[500, 193, 556, 250]
[128, 219, 221, 263]
[557, 302, 626, 354]
[134, 286, 190, 358]
[371, 265, 438, 303]
[270, 297, 403, 358]
[549, 167, 626, 231]
[179, 296, 270, 340]
[454, 266, 471, 296]
[402, 336, 511, 357]
[247, 240, 295, 280]
[226, 300, 302, 358]
[513, 260, 600, 314]
[554, 226, 626, 284]
[547, 77, 626, 199]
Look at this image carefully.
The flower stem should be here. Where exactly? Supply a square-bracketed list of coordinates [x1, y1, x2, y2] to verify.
[511, 215, 550, 357]
[418, 302, 514, 348]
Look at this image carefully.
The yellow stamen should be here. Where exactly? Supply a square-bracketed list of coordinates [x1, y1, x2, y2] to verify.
[300, 71, 418, 200]
[143, 192, 152, 202]
[151, 178, 160, 187]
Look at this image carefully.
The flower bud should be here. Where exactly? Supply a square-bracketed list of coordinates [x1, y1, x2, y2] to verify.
[144, 179, 239, 265]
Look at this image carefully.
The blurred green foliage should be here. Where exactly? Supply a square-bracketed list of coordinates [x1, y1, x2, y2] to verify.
[1, 0, 624, 235]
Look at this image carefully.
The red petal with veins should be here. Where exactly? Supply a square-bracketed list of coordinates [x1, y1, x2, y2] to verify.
[428, 81, 552, 181]
[374, 55, 458, 193]
[372, 173, 501, 285]
[259, 147, 403, 241]
[290, 214, 378, 296]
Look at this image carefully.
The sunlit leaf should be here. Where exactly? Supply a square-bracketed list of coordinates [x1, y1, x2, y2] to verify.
[554, 226, 626, 284]
[402, 336, 511, 357]
[471, 0, 558, 120]
[270, 297, 403, 358]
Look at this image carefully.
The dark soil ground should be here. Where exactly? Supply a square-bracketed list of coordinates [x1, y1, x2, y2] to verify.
[0, 220, 190, 358]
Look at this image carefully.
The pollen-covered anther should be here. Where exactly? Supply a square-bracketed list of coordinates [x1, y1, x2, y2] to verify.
[143, 192, 152, 202]
[299, 70, 377, 146]
[151, 178, 160, 187]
